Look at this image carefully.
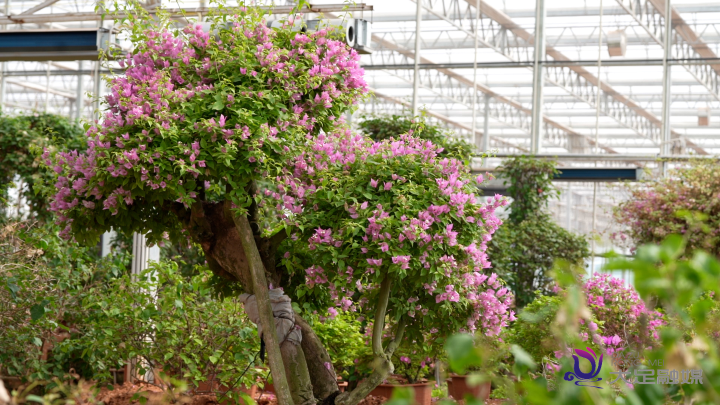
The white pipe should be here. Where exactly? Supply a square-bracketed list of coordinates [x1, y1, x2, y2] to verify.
[661, 0, 673, 176]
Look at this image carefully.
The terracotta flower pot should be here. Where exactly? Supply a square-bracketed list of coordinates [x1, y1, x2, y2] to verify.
[369, 381, 432, 405]
[261, 381, 274, 394]
[446, 375, 491, 401]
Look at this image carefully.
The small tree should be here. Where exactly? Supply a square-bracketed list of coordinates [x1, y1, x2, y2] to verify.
[487, 157, 590, 307]
[45, 4, 514, 404]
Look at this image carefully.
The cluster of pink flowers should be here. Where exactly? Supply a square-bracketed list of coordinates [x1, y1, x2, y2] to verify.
[583, 274, 665, 352]
[277, 128, 515, 337]
[45, 12, 367, 242]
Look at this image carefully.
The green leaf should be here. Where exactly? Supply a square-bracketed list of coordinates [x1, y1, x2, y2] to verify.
[5, 277, 19, 300]
[30, 302, 47, 322]
[445, 333, 481, 374]
[510, 344, 536, 371]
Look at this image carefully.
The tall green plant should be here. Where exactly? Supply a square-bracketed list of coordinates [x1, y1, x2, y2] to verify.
[487, 157, 589, 307]
[501, 156, 559, 223]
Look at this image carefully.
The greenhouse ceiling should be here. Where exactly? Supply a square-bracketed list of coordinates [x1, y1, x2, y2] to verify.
[2, 0, 720, 159]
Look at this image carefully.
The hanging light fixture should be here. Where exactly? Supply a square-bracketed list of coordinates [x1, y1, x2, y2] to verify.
[698, 108, 710, 126]
[606, 30, 627, 57]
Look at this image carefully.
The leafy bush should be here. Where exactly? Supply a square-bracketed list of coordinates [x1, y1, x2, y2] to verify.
[614, 160, 720, 255]
[489, 217, 589, 308]
[487, 156, 589, 307]
[507, 295, 564, 364]
[1, 222, 262, 397]
[71, 262, 263, 394]
[310, 312, 371, 380]
[0, 222, 126, 381]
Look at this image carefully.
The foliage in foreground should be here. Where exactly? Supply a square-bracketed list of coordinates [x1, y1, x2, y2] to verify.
[444, 232, 720, 405]
[487, 156, 590, 307]
[0, 222, 125, 381]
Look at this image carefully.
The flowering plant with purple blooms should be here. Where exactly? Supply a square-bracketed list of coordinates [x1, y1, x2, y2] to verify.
[44, 5, 367, 244]
[41, 1, 513, 400]
[278, 128, 515, 353]
[613, 160, 720, 256]
[583, 273, 664, 353]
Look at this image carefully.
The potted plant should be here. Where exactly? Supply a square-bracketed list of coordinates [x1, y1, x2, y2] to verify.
[369, 375, 431, 405]
[368, 340, 438, 405]
[446, 333, 511, 401]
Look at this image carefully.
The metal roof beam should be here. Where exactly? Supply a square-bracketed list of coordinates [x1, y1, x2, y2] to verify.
[413, 0, 665, 147]
[16, 0, 60, 16]
[452, 0, 707, 155]
[616, 0, 720, 104]
[370, 34, 614, 153]
[369, 88, 528, 152]
[6, 79, 76, 99]
[0, 4, 372, 24]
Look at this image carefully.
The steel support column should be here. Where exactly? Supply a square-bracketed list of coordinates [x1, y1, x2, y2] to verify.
[411, 0, 422, 115]
[530, 0, 546, 153]
[481, 93, 490, 152]
[470, 0, 480, 148]
[661, 0, 672, 159]
[75, 61, 84, 120]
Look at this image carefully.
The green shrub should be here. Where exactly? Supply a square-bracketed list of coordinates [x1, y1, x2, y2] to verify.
[507, 295, 564, 364]
[488, 156, 590, 307]
[310, 312, 371, 381]
[0, 112, 85, 222]
[0, 222, 262, 397]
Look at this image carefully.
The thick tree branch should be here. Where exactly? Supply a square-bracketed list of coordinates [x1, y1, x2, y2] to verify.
[372, 276, 392, 356]
[384, 317, 406, 357]
[335, 275, 397, 405]
[231, 210, 294, 405]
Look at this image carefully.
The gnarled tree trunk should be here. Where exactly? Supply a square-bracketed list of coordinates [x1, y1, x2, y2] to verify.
[171, 200, 342, 404]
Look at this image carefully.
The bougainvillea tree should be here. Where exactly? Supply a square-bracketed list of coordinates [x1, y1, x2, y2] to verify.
[277, 131, 515, 400]
[44, 4, 513, 404]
